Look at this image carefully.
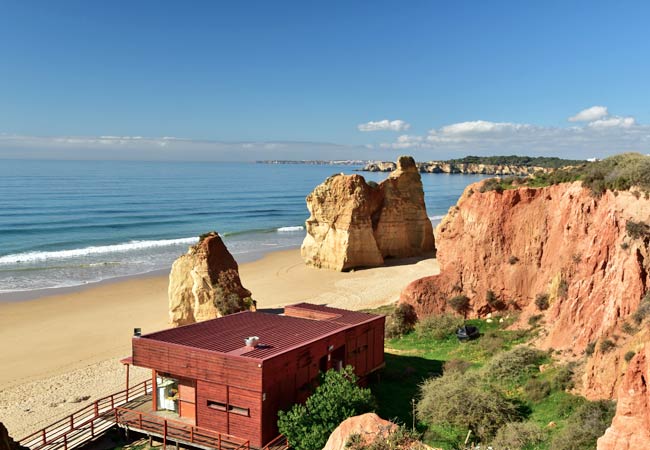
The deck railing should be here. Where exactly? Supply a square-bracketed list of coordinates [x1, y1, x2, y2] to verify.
[261, 434, 289, 450]
[19, 380, 151, 450]
[114, 408, 250, 450]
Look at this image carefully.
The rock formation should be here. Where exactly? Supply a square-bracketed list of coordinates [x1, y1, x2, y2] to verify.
[361, 160, 554, 176]
[0, 423, 27, 450]
[399, 180, 650, 448]
[322, 413, 397, 450]
[597, 343, 650, 449]
[169, 232, 254, 327]
[301, 156, 434, 271]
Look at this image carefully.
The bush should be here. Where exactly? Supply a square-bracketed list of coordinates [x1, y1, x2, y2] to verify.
[524, 378, 552, 402]
[417, 371, 522, 441]
[477, 330, 506, 356]
[277, 366, 374, 450]
[479, 178, 504, 193]
[508, 255, 519, 265]
[621, 241, 630, 250]
[528, 314, 543, 327]
[552, 363, 576, 391]
[624, 351, 636, 362]
[599, 339, 616, 353]
[448, 295, 470, 315]
[632, 295, 650, 324]
[346, 425, 421, 450]
[443, 359, 472, 374]
[486, 290, 506, 310]
[626, 220, 650, 240]
[585, 341, 596, 356]
[550, 400, 616, 450]
[557, 278, 569, 298]
[622, 321, 636, 335]
[484, 346, 547, 382]
[385, 304, 418, 338]
[415, 314, 464, 340]
[491, 422, 546, 450]
[535, 293, 550, 311]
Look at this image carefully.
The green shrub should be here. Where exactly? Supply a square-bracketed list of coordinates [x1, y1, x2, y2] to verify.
[486, 290, 506, 310]
[417, 371, 522, 441]
[585, 341, 596, 356]
[345, 425, 421, 450]
[385, 304, 418, 338]
[621, 321, 636, 335]
[528, 314, 543, 327]
[632, 295, 650, 325]
[550, 400, 616, 450]
[524, 378, 552, 402]
[477, 330, 506, 356]
[479, 178, 504, 193]
[535, 293, 550, 311]
[443, 359, 472, 374]
[599, 339, 616, 353]
[624, 351, 636, 362]
[483, 346, 547, 382]
[491, 422, 546, 450]
[448, 295, 470, 315]
[508, 255, 519, 265]
[552, 363, 576, 391]
[621, 241, 630, 250]
[366, 180, 379, 188]
[277, 366, 374, 450]
[626, 220, 650, 240]
[558, 278, 569, 298]
[415, 314, 464, 340]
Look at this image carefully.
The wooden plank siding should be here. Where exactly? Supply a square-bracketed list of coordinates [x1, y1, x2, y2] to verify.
[130, 309, 384, 448]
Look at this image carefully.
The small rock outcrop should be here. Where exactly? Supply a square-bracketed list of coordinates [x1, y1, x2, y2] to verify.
[597, 344, 650, 450]
[301, 156, 434, 271]
[169, 232, 254, 327]
[0, 423, 27, 450]
[361, 160, 554, 176]
[322, 413, 397, 450]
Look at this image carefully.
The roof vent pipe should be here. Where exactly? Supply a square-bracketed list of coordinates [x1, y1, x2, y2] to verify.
[244, 336, 259, 348]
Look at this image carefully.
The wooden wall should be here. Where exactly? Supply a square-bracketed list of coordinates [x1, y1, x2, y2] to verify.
[132, 315, 385, 448]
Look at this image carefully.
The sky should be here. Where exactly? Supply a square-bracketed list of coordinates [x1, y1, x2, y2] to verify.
[1, 0, 649, 161]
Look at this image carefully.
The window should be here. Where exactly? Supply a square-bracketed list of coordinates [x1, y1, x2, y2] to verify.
[207, 400, 250, 417]
[207, 400, 227, 411]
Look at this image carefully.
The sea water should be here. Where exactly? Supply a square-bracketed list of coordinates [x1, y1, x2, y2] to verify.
[0, 160, 486, 294]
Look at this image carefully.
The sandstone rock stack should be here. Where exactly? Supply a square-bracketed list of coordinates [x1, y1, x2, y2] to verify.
[301, 156, 434, 271]
[169, 232, 254, 327]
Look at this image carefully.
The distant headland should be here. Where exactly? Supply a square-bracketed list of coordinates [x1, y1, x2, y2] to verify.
[360, 155, 586, 175]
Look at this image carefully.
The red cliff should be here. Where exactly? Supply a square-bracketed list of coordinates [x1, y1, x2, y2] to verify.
[399, 181, 650, 448]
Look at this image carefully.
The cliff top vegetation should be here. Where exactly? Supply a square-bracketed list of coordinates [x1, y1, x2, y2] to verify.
[446, 155, 585, 168]
[481, 152, 650, 195]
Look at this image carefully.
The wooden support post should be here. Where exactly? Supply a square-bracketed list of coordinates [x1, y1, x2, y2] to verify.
[218, 434, 222, 450]
[63, 434, 68, 450]
[125, 363, 130, 402]
[70, 414, 74, 430]
[163, 420, 168, 450]
[91, 420, 95, 438]
[94, 401, 99, 418]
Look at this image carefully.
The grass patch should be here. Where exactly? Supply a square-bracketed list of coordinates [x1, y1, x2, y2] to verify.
[372, 317, 608, 449]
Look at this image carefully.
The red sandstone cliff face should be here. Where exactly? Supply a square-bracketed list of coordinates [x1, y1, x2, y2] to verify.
[597, 337, 650, 449]
[400, 181, 650, 403]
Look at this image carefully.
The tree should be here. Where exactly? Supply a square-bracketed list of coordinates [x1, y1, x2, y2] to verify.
[277, 366, 375, 450]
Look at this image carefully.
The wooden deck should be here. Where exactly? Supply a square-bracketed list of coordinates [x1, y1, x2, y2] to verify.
[115, 398, 250, 450]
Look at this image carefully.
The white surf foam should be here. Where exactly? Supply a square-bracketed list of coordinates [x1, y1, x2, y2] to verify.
[429, 215, 446, 221]
[0, 237, 199, 264]
[276, 226, 304, 232]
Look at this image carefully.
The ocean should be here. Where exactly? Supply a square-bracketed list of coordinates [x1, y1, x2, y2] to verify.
[0, 160, 486, 295]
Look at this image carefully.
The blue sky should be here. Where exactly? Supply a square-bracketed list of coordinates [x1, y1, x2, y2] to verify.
[1, 1, 649, 161]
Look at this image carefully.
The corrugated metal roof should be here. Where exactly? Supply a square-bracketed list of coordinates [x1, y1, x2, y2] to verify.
[140, 303, 381, 361]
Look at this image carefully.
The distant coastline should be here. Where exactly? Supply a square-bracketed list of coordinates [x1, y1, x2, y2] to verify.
[256, 159, 367, 165]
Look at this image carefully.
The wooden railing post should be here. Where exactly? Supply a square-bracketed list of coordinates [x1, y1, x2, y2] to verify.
[218, 433, 222, 450]
[41, 428, 46, 446]
[91, 420, 95, 438]
[163, 420, 168, 450]
[69, 414, 74, 430]
[63, 433, 68, 450]
[190, 427, 194, 443]
[94, 401, 99, 418]
[139, 412, 143, 429]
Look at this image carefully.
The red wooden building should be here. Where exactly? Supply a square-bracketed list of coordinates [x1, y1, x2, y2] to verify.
[126, 303, 385, 448]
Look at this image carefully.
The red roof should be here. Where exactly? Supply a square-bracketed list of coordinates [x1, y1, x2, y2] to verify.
[139, 303, 382, 361]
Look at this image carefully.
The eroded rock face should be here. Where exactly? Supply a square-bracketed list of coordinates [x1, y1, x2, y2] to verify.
[399, 181, 650, 402]
[322, 413, 397, 450]
[597, 344, 650, 449]
[0, 423, 27, 450]
[169, 232, 253, 326]
[301, 156, 434, 271]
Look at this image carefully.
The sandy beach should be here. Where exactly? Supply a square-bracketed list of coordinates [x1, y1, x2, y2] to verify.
[0, 248, 438, 439]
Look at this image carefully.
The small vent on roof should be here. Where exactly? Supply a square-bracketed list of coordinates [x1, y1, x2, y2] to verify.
[244, 336, 259, 348]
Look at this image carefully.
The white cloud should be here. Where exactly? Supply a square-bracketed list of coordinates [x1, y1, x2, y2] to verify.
[357, 119, 411, 132]
[375, 110, 649, 158]
[588, 116, 636, 128]
[568, 106, 609, 122]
